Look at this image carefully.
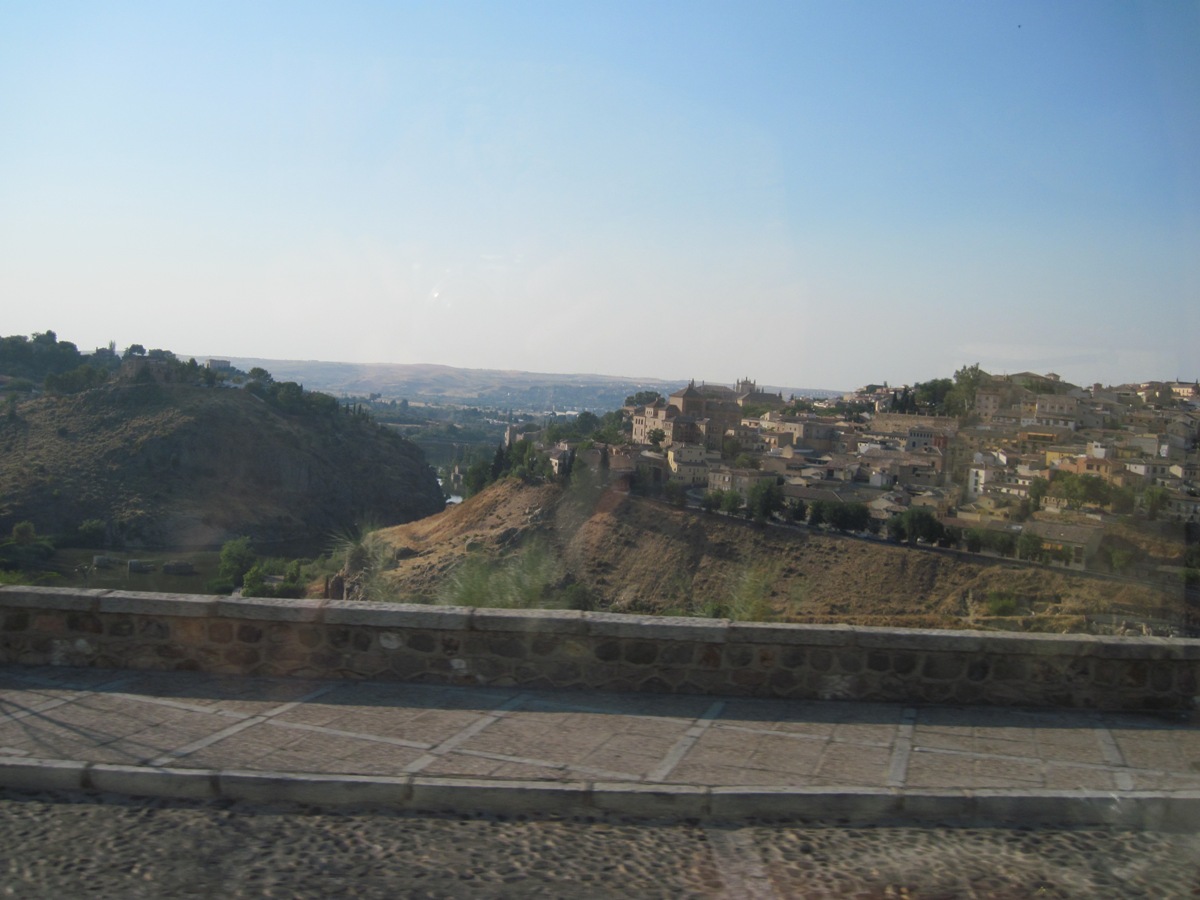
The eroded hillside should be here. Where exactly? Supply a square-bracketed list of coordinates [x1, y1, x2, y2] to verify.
[372, 478, 1186, 631]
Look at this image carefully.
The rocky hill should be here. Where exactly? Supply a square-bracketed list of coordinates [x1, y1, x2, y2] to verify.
[0, 381, 445, 550]
[371, 478, 1185, 632]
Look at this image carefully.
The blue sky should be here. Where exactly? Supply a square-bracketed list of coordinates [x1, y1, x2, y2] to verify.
[2, 1, 1196, 391]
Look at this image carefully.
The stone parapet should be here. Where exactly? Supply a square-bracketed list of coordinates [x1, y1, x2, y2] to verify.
[2, 585, 1197, 710]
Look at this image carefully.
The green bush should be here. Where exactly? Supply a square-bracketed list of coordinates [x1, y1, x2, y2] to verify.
[217, 536, 256, 588]
[986, 592, 1018, 616]
[438, 540, 565, 609]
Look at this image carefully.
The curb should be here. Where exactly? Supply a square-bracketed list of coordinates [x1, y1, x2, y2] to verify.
[2, 757, 1198, 830]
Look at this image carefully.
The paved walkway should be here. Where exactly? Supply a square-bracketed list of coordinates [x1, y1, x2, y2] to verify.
[1, 665, 1198, 827]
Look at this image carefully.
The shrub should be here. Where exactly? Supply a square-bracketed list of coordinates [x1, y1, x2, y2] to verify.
[217, 536, 256, 588]
[986, 592, 1018, 616]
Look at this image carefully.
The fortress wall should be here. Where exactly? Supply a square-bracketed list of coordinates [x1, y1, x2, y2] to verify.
[2, 586, 1197, 711]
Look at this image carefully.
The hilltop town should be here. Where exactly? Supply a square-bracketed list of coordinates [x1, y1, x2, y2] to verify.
[461, 369, 1199, 585]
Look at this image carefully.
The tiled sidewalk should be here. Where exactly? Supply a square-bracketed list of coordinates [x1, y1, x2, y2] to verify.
[1, 665, 1198, 825]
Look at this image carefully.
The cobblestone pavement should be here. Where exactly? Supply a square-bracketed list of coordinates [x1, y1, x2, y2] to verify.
[1, 788, 1198, 898]
[2, 665, 1198, 801]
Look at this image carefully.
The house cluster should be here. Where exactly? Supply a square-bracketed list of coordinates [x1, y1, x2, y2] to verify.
[549, 371, 1200, 570]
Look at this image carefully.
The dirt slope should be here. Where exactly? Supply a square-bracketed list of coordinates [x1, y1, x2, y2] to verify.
[373, 479, 1185, 630]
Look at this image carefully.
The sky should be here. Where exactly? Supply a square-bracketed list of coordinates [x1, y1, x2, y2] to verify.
[2, 1, 1197, 391]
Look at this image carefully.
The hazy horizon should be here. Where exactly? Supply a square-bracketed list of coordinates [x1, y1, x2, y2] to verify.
[3, 2, 1196, 389]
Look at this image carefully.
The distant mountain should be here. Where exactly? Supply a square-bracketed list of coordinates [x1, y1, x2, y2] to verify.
[0, 380, 445, 550]
[208, 358, 841, 411]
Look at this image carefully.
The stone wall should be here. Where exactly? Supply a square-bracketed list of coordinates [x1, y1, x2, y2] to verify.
[2, 586, 1197, 710]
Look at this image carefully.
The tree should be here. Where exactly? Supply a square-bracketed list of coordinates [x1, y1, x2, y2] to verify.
[574, 411, 600, 435]
[807, 500, 827, 528]
[624, 390, 662, 407]
[490, 444, 507, 481]
[787, 498, 807, 522]
[462, 460, 491, 498]
[1143, 486, 1169, 520]
[1017, 530, 1044, 562]
[720, 490, 743, 515]
[123, 344, 146, 359]
[964, 528, 985, 553]
[11, 521, 36, 546]
[1028, 477, 1049, 510]
[701, 490, 724, 513]
[746, 481, 784, 523]
[888, 508, 945, 545]
[733, 453, 760, 470]
[75, 519, 107, 548]
[647, 428, 665, 448]
[1110, 485, 1136, 515]
[217, 537, 257, 588]
[663, 480, 687, 506]
[826, 502, 871, 533]
[952, 363, 985, 412]
[247, 366, 273, 383]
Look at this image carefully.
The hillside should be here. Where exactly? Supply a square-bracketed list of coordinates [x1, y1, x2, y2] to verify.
[371, 478, 1186, 631]
[0, 381, 444, 550]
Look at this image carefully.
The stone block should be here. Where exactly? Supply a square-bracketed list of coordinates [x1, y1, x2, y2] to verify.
[218, 646, 257, 667]
[989, 655, 1028, 682]
[0, 757, 87, 793]
[836, 651, 863, 674]
[66, 612, 103, 634]
[99, 592, 215, 618]
[1162, 791, 1200, 832]
[219, 770, 412, 807]
[390, 653, 433, 679]
[708, 786, 898, 822]
[216, 597, 324, 623]
[727, 621, 855, 647]
[88, 764, 218, 801]
[405, 632, 436, 653]
[694, 643, 723, 670]
[1149, 664, 1175, 693]
[586, 612, 728, 642]
[32, 614, 67, 634]
[809, 649, 833, 672]
[730, 669, 767, 690]
[866, 650, 890, 672]
[137, 619, 169, 640]
[170, 618, 208, 644]
[471, 607, 587, 634]
[623, 641, 659, 666]
[592, 639, 620, 663]
[1090, 636, 1178, 660]
[591, 783, 709, 818]
[854, 626, 984, 653]
[236, 623, 264, 644]
[542, 660, 583, 686]
[0, 585, 101, 611]
[323, 602, 472, 630]
[780, 646, 806, 669]
[409, 778, 592, 816]
[897, 790, 976, 824]
[922, 654, 965, 681]
[723, 644, 754, 668]
[485, 634, 528, 658]
[679, 669, 734, 695]
[1, 611, 30, 632]
[966, 658, 991, 682]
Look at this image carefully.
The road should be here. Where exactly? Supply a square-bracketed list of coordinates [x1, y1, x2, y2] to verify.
[2, 789, 1197, 898]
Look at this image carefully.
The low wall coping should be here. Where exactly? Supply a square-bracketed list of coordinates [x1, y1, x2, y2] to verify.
[2, 585, 1198, 660]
